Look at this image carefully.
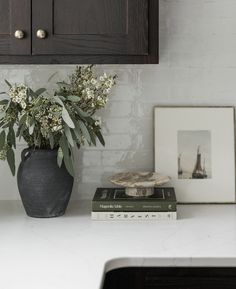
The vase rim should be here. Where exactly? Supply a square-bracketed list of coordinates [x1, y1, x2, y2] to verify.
[27, 147, 58, 151]
[26, 147, 59, 152]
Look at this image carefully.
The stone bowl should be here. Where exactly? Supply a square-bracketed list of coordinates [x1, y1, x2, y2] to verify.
[110, 172, 171, 197]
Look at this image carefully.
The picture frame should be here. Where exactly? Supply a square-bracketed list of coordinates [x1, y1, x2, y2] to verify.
[154, 106, 236, 203]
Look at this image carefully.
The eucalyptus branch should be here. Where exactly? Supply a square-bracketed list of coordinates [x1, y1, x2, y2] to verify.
[0, 66, 116, 176]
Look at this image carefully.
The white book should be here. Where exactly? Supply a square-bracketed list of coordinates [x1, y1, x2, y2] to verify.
[91, 211, 177, 221]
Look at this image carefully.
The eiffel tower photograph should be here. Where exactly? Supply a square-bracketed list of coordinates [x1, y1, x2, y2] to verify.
[178, 130, 212, 180]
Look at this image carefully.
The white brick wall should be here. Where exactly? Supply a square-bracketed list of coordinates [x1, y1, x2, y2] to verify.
[1, 0, 236, 199]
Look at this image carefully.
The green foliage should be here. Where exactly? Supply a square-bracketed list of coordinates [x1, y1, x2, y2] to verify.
[0, 65, 116, 176]
[7, 147, 15, 176]
[61, 107, 75, 129]
[57, 147, 63, 168]
[0, 131, 6, 150]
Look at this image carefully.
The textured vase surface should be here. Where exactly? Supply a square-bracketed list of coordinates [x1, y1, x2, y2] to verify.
[17, 148, 74, 218]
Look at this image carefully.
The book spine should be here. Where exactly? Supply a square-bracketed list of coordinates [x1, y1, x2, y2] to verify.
[92, 201, 176, 212]
[91, 211, 177, 221]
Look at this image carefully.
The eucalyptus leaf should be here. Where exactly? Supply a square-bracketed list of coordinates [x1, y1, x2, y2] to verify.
[85, 116, 95, 125]
[34, 131, 42, 148]
[4, 80, 12, 88]
[75, 106, 89, 118]
[67, 95, 81, 102]
[48, 72, 58, 83]
[53, 95, 64, 107]
[28, 88, 37, 98]
[17, 124, 26, 140]
[73, 121, 83, 142]
[95, 130, 105, 146]
[19, 114, 27, 126]
[64, 125, 74, 147]
[58, 95, 66, 101]
[2, 122, 11, 129]
[35, 88, 46, 96]
[78, 121, 91, 144]
[87, 126, 96, 146]
[0, 99, 9, 105]
[59, 136, 74, 176]
[29, 123, 35, 135]
[57, 147, 63, 167]
[5, 99, 11, 111]
[57, 81, 71, 89]
[62, 108, 75, 129]
[26, 115, 32, 127]
[49, 132, 54, 149]
[16, 125, 22, 138]
[7, 147, 15, 176]
[0, 130, 6, 150]
[71, 130, 78, 142]
[8, 126, 16, 149]
[68, 143, 75, 161]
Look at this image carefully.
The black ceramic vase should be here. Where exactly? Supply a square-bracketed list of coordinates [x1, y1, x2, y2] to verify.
[17, 148, 74, 218]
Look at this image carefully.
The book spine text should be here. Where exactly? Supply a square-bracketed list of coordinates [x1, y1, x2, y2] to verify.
[92, 202, 176, 212]
[91, 211, 177, 221]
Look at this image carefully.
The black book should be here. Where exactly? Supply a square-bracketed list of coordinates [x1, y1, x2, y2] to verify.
[92, 187, 177, 212]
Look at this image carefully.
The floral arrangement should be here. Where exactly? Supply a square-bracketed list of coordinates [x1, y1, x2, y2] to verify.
[0, 65, 116, 176]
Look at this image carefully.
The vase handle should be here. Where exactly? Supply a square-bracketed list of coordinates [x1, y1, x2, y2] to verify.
[21, 148, 31, 161]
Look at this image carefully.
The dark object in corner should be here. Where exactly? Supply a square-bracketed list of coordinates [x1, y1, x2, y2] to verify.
[103, 267, 236, 289]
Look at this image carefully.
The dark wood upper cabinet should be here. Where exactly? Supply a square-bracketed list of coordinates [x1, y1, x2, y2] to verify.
[32, 0, 148, 56]
[0, 0, 158, 64]
[0, 0, 31, 55]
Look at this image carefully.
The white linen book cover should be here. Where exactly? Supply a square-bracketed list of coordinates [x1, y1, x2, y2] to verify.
[92, 211, 177, 221]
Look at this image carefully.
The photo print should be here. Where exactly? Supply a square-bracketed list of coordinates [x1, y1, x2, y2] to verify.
[155, 106, 235, 203]
[177, 130, 211, 180]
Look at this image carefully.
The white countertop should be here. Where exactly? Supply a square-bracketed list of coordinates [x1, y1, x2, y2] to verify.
[1, 201, 236, 289]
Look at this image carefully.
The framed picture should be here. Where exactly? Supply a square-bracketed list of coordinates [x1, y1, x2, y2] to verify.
[154, 106, 235, 203]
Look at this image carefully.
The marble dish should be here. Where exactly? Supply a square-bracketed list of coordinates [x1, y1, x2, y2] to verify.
[110, 172, 171, 197]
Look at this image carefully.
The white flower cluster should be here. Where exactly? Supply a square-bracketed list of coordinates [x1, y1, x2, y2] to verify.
[80, 72, 116, 109]
[100, 73, 115, 94]
[94, 116, 102, 127]
[82, 87, 95, 100]
[35, 102, 63, 138]
[9, 84, 28, 109]
[65, 65, 116, 112]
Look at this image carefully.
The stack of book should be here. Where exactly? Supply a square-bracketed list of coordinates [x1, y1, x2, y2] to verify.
[92, 187, 177, 221]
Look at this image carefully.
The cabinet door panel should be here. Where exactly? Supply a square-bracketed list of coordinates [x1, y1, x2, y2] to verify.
[0, 0, 31, 55]
[0, 1, 10, 34]
[32, 0, 148, 55]
[54, 0, 127, 35]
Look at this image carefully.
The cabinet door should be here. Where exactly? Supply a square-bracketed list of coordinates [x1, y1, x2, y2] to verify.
[32, 0, 148, 56]
[0, 0, 31, 55]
